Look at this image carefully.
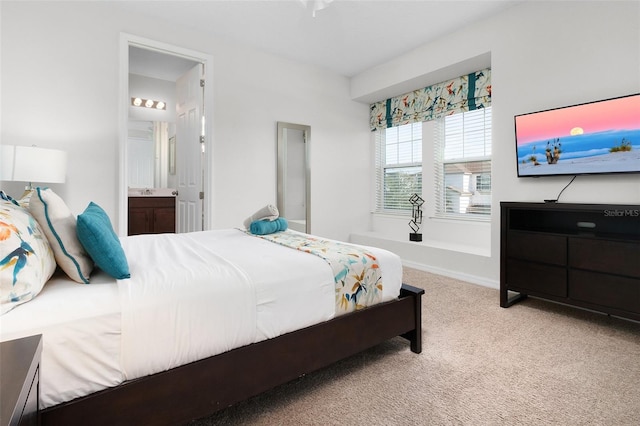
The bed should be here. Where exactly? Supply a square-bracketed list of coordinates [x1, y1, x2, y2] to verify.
[0, 194, 424, 425]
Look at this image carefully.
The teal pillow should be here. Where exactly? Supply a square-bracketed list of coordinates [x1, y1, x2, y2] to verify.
[76, 202, 130, 279]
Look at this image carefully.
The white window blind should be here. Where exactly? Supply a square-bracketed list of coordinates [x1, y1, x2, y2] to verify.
[434, 107, 492, 219]
[375, 122, 422, 213]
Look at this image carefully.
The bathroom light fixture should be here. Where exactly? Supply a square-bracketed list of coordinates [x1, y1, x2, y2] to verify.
[130, 97, 166, 110]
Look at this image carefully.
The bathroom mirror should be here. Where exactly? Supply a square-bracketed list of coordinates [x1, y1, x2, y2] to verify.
[127, 120, 176, 189]
[277, 122, 310, 233]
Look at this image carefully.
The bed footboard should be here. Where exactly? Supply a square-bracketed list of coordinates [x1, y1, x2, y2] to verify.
[399, 283, 425, 353]
[42, 283, 424, 426]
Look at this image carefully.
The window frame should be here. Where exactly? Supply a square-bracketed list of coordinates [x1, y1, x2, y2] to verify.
[434, 107, 492, 221]
[374, 122, 423, 214]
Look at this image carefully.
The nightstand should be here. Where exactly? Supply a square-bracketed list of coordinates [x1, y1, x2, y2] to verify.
[1, 335, 43, 426]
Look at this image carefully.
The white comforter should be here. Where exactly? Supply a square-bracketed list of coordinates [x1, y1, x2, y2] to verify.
[0, 229, 402, 408]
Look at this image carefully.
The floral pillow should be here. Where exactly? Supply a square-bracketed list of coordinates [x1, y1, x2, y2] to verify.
[0, 197, 57, 314]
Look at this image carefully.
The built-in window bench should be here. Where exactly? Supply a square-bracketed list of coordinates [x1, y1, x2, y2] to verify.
[349, 231, 497, 289]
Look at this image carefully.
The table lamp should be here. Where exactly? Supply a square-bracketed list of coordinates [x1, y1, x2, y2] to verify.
[1, 145, 67, 197]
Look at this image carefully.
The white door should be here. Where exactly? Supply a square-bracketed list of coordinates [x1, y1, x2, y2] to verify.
[176, 64, 204, 233]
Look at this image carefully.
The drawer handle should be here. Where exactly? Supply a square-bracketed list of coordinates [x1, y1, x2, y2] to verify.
[577, 221, 596, 229]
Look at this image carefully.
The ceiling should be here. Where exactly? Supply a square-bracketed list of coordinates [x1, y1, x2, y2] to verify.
[129, 46, 200, 82]
[122, 0, 521, 79]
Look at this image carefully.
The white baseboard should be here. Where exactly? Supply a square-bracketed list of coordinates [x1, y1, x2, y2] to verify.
[401, 259, 499, 289]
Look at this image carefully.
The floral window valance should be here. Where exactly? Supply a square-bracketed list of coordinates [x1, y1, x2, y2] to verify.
[369, 68, 491, 131]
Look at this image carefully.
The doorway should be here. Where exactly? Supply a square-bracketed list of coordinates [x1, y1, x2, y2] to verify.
[118, 34, 214, 236]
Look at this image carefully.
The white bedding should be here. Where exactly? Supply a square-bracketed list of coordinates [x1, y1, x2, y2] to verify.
[0, 229, 402, 409]
[0, 270, 123, 407]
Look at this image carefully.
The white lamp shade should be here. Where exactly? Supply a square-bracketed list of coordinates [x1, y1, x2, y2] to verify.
[1, 145, 67, 184]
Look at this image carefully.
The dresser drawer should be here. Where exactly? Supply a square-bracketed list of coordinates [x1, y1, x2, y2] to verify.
[569, 238, 640, 278]
[506, 258, 567, 297]
[570, 269, 640, 313]
[507, 232, 567, 266]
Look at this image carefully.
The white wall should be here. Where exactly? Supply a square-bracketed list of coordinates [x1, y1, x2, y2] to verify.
[0, 1, 371, 242]
[1, 1, 638, 285]
[350, 1, 640, 286]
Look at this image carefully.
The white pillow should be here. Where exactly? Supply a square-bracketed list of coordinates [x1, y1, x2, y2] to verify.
[29, 187, 93, 283]
[1, 198, 57, 314]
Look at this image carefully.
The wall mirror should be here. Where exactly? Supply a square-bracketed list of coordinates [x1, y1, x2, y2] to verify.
[127, 120, 175, 189]
[277, 122, 310, 233]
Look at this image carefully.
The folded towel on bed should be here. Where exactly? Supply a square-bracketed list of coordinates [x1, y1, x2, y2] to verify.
[243, 204, 279, 229]
[249, 218, 288, 235]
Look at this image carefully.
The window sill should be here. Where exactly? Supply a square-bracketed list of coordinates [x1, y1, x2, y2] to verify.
[351, 231, 491, 257]
[373, 211, 492, 224]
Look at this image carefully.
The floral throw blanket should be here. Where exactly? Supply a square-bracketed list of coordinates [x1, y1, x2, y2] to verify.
[254, 230, 383, 315]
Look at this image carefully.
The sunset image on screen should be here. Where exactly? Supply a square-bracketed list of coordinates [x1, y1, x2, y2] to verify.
[515, 94, 640, 176]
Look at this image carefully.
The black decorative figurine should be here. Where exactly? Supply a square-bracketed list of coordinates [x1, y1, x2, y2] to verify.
[408, 193, 424, 242]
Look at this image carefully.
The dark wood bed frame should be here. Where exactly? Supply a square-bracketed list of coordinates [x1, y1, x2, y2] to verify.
[41, 283, 424, 425]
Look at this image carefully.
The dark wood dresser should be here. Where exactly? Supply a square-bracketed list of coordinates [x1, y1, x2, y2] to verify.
[500, 202, 640, 320]
[1, 335, 43, 426]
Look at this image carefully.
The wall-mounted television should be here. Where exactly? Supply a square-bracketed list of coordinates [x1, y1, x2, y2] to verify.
[514, 93, 640, 177]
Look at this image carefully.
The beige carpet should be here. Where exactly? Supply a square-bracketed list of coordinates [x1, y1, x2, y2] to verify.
[191, 267, 640, 425]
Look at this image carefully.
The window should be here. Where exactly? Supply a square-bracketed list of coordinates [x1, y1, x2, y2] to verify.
[476, 174, 491, 192]
[375, 122, 422, 213]
[434, 107, 492, 219]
